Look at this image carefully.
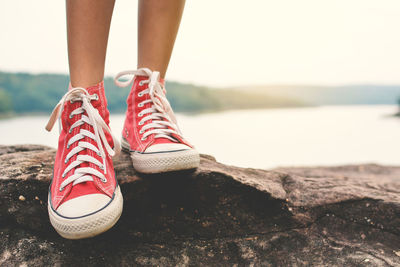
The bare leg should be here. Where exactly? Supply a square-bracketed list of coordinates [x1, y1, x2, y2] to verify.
[66, 0, 115, 88]
[137, 0, 186, 78]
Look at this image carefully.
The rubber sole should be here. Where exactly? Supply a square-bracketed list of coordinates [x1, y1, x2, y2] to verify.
[122, 137, 200, 174]
[48, 186, 123, 240]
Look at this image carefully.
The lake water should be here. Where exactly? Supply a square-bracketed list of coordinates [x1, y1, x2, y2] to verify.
[1, 105, 399, 169]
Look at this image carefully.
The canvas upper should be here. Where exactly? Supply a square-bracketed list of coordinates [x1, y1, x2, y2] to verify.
[47, 82, 120, 217]
[116, 69, 193, 154]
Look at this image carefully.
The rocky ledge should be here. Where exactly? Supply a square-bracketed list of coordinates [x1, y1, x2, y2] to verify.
[0, 145, 399, 266]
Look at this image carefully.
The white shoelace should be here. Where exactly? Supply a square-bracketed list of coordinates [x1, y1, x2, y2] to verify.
[46, 87, 121, 191]
[114, 68, 182, 142]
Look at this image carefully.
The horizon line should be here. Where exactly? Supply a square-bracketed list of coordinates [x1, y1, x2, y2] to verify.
[1, 69, 400, 89]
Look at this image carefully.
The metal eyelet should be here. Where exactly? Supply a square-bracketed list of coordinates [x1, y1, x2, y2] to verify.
[100, 165, 104, 170]
[97, 152, 101, 156]
[139, 130, 144, 134]
[67, 144, 70, 149]
[101, 178, 107, 183]
[64, 159, 68, 164]
[138, 113, 143, 117]
[138, 92, 143, 97]
[93, 94, 99, 100]
[141, 137, 147, 141]
[139, 81, 144, 86]
[59, 187, 64, 192]
[138, 121, 144, 126]
[70, 100, 74, 104]
[69, 114, 74, 119]
[62, 173, 65, 178]
[138, 103, 143, 108]
[68, 129, 72, 134]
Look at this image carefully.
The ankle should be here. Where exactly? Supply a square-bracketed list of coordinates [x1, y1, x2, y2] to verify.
[69, 77, 104, 89]
[69, 80, 104, 91]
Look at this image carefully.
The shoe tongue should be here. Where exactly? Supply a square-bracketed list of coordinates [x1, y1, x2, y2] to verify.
[62, 82, 109, 131]
[133, 75, 165, 91]
[86, 82, 109, 120]
[69, 121, 104, 196]
[65, 81, 111, 195]
[133, 76, 179, 145]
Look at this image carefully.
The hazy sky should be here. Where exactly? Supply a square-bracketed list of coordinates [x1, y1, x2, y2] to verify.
[1, 0, 400, 87]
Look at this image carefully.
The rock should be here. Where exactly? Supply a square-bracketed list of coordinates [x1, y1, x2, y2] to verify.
[0, 145, 399, 266]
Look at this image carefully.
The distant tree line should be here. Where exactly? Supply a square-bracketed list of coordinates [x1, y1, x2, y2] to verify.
[0, 72, 305, 115]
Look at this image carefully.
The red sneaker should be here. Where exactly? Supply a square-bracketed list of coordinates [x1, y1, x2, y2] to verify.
[45, 82, 123, 239]
[115, 68, 200, 173]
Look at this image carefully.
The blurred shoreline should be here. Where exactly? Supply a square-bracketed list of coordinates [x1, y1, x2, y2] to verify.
[2, 71, 400, 120]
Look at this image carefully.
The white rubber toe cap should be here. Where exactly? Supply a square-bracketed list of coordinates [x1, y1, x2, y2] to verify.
[144, 143, 191, 153]
[56, 193, 111, 218]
